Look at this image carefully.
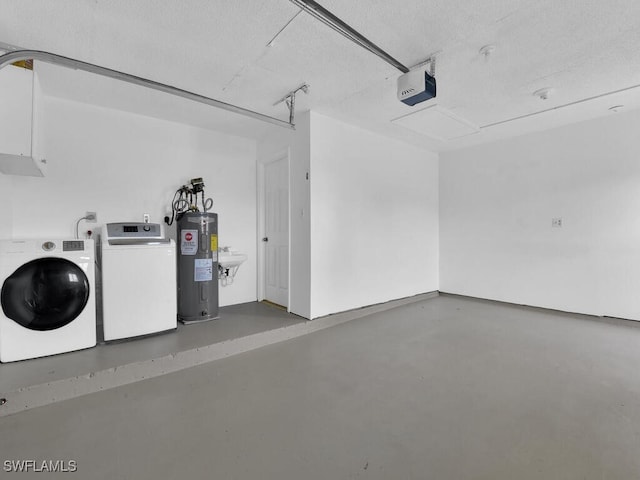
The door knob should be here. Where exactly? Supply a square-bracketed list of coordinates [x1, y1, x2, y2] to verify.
[262, 237, 269, 242]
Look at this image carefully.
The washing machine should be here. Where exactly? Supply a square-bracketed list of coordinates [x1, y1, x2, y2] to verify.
[100, 222, 177, 341]
[0, 239, 97, 363]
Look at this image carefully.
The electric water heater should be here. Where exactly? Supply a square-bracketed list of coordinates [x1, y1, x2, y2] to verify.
[176, 212, 219, 323]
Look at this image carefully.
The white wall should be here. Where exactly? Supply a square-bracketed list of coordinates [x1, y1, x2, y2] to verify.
[440, 109, 640, 320]
[4, 95, 258, 307]
[258, 112, 440, 320]
[309, 112, 439, 318]
[0, 174, 12, 238]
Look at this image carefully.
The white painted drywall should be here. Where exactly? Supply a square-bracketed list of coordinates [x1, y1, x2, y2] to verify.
[0, 175, 12, 238]
[309, 112, 439, 319]
[440, 108, 640, 320]
[257, 113, 311, 319]
[6, 95, 257, 307]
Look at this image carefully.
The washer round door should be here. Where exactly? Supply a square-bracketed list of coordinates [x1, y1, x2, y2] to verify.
[1, 258, 90, 331]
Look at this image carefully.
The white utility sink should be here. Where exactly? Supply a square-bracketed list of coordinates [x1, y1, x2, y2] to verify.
[218, 252, 247, 269]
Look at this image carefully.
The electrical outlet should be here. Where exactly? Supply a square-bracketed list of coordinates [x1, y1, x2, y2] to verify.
[552, 217, 562, 228]
[143, 213, 150, 223]
[86, 211, 97, 223]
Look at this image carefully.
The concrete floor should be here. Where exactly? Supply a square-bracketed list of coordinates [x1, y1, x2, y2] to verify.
[2, 301, 304, 395]
[1, 295, 433, 416]
[2, 294, 640, 479]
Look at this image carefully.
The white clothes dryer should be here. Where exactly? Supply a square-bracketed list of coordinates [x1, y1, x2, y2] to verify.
[0, 239, 96, 363]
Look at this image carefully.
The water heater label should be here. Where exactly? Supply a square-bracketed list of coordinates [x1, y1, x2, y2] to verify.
[210, 234, 218, 252]
[194, 258, 213, 282]
[181, 230, 198, 255]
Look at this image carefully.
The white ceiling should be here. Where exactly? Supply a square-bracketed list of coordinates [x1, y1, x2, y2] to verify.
[2, 0, 640, 151]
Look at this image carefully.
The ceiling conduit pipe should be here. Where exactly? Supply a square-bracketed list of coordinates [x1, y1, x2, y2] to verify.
[0, 50, 296, 130]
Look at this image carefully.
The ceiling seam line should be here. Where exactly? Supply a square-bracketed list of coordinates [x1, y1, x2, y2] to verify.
[266, 10, 303, 47]
[481, 83, 640, 129]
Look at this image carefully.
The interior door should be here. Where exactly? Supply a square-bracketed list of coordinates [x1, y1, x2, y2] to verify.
[263, 156, 289, 308]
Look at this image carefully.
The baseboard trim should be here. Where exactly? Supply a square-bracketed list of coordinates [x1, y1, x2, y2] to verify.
[312, 291, 440, 321]
[438, 291, 640, 329]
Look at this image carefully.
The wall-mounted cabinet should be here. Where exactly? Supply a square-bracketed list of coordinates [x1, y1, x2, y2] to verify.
[0, 63, 44, 176]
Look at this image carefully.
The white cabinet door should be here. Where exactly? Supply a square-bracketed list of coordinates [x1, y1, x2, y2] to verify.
[0, 65, 33, 157]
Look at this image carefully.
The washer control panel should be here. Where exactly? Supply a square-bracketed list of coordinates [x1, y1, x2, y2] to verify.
[104, 223, 168, 245]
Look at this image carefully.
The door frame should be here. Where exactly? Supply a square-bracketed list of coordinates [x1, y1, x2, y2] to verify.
[257, 149, 291, 309]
